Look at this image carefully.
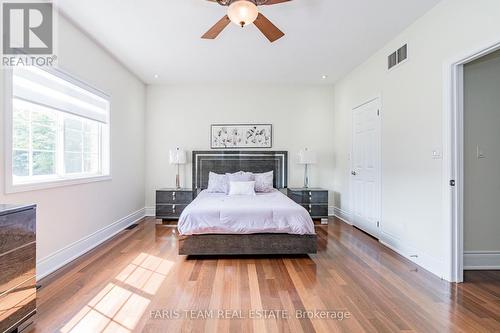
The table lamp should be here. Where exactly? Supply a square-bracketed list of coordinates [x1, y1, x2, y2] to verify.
[298, 148, 317, 188]
[169, 147, 187, 189]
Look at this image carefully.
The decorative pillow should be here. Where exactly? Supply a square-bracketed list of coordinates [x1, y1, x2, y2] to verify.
[207, 172, 228, 193]
[226, 171, 254, 184]
[254, 171, 274, 192]
[228, 181, 256, 196]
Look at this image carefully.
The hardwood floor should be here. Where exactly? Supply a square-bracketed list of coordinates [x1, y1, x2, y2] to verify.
[33, 217, 500, 333]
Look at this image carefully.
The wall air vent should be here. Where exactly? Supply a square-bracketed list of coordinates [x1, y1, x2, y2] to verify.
[388, 44, 408, 70]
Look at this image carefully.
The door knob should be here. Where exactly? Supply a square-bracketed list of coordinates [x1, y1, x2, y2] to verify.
[351, 171, 357, 176]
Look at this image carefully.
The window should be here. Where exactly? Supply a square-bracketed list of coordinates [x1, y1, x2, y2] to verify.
[6, 67, 110, 192]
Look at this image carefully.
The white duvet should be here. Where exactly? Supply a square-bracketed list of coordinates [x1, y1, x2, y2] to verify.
[178, 189, 315, 235]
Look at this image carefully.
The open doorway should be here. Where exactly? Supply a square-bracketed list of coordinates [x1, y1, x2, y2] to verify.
[462, 50, 500, 277]
[446, 42, 500, 283]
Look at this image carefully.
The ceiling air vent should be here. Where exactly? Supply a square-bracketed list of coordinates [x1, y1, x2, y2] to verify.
[388, 44, 408, 70]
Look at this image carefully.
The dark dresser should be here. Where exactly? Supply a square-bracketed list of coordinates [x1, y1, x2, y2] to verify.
[156, 189, 194, 220]
[287, 188, 329, 219]
[0, 204, 36, 333]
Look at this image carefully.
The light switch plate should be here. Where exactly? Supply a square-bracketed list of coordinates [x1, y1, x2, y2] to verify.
[477, 145, 486, 159]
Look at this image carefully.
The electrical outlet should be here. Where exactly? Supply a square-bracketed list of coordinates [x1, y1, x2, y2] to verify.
[432, 149, 442, 159]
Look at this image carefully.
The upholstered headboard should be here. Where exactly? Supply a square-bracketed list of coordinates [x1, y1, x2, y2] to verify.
[192, 151, 288, 191]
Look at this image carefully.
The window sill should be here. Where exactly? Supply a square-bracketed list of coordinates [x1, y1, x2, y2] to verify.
[5, 175, 112, 194]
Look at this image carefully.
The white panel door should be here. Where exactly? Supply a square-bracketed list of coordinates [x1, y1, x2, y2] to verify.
[351, 98, 381, 238]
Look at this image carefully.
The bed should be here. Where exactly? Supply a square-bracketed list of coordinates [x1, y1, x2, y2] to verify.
[177, 151, 317, 255]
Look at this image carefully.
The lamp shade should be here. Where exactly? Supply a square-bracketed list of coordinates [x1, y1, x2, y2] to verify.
[227, 0, 259, 27]
[169, 148, 187, 164]
[298, 149, 317, 164]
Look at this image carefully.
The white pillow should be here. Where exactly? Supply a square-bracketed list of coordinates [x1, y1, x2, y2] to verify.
[225, 171, 254, 193]
[253, 171, 274, 192]
[207, 172, 228, 193]
[228, 181, 256, 196]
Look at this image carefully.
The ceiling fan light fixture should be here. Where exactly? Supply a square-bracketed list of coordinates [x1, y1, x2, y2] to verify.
[227, 0, 259, 27]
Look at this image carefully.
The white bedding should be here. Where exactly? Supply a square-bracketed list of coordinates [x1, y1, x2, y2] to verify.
[178, 189, 315, 235]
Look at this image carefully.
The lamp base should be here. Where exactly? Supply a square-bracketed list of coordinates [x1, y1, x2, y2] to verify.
[303, 164, 309, 188]
[175, 174, 180, 189]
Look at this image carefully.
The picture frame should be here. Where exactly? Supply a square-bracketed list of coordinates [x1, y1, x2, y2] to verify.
[210, 124, 273, 149]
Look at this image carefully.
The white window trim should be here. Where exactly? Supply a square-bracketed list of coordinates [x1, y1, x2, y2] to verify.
[4, 67, 112, 194]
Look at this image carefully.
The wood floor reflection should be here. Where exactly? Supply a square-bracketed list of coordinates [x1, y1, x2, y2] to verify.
[34, 217, 500, 332]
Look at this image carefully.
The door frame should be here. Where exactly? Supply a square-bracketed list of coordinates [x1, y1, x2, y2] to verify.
[350, 96, 382, 239]
[443, 38, 500, 283]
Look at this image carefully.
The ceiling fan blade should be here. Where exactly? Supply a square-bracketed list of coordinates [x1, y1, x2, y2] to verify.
[253, 13, 284, 43]
[265, 0, 291, 5]
[202, 15, 231, 39]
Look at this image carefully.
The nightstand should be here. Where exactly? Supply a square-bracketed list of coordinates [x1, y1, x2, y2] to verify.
[287, 188, 329, 219]
[156, 188, 193, 220]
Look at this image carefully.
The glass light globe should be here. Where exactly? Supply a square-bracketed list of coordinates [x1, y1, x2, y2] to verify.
[227, 1, 259, 27]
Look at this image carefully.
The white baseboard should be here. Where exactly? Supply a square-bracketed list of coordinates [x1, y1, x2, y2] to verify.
[36, 207, 146, 280]
[145, 206, 163, 224]
[464, 251, 500, 270]
[145, 206, 155, 217]
[379, 232, 446, 280]
[332, 206, 352, 225]
[329, 207, 447, 280]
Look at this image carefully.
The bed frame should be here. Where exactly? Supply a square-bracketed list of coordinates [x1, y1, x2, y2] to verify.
[178, 150, 317, 256]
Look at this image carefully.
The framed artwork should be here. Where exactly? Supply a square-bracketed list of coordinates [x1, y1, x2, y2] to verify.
[211, 124, 273, 149]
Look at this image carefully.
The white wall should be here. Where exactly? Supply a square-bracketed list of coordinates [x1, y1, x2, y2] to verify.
[0, 15, 146, 278]
[145, 84, 334, 209]
[464, 50, 500, 252]
[331, 0, 500, 279]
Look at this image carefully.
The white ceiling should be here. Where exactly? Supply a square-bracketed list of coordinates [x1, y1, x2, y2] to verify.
[57, 0, 440, 85]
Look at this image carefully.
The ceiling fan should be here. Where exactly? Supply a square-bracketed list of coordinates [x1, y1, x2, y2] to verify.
[202, 0, 291, 43]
